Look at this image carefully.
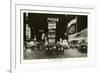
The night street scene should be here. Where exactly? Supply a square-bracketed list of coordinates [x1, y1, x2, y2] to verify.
[23, 12, 88, 60]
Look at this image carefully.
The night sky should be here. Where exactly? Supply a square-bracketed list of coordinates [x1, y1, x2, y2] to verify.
[24, 12, 87, 41]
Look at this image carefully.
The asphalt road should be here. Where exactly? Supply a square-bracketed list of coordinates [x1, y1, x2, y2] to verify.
[24, 48, 87, 60]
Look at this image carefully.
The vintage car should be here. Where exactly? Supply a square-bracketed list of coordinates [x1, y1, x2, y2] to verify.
[68, 38, 80, 49]
[68, 38, 87, 50]
[45, 42, 64, 56]
[78, 39, 87, 53]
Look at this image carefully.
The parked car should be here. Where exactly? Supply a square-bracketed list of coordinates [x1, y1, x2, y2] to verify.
[78, 39, 87, 53]
[68, 38, 87, 50]
[69, 40, 79, 49]
[68, 38, 80, 49]
[78, 44, 87, 53]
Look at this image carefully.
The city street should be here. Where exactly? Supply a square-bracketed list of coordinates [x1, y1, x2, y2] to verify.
[23, 12, 88, 60]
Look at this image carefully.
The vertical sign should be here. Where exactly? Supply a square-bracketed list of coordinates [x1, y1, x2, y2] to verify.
[47, 17, 59, 45]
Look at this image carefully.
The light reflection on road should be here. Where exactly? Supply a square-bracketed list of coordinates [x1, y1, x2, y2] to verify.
[24, 48, 87, 60]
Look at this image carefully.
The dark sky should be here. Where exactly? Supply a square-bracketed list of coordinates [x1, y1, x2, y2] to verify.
[24, 12, 87, 40]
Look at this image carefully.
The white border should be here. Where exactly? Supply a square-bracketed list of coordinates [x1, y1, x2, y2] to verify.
[11, 2, 96, 73]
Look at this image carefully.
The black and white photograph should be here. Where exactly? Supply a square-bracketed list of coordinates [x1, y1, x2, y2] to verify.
[23, 12, 88, 60]
[10, 0, 96, 72]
